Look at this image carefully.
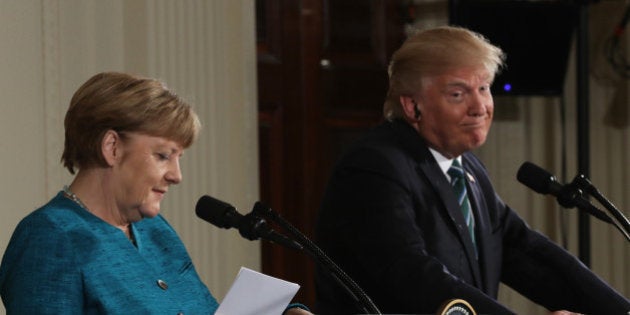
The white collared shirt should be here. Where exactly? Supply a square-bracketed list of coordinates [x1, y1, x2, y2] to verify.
[429, 147, 460, 182]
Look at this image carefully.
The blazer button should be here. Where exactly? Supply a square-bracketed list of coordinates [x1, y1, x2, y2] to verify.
[157, 279, 168, 290]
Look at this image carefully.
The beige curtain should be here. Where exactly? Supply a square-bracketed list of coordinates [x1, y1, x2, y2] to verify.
[0, 2, 259, 313]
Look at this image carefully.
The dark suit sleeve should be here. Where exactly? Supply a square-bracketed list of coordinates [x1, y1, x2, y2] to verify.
[317, 137, 630, 314]
[497, 200, 630, 314]
[467, 154, 630, 314]
[317, 147, 516, 314]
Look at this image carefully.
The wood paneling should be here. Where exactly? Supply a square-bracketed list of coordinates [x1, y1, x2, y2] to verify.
[256, 0, 404, 307]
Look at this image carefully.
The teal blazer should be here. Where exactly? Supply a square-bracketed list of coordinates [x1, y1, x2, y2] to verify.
[0, 192, 219, 314]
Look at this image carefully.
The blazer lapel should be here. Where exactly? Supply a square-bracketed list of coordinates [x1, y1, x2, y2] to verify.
[462, 156, 489, 291]
[392, 119, 483, 287]
[417, 155, 483, 287]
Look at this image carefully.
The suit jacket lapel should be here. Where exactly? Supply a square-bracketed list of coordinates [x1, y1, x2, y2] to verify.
[392, 120, 483, 287]
[462, 155, 490, 291]
[416, 150, 483, 287]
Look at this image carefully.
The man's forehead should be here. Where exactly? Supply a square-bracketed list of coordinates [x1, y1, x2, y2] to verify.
[429, 69, 493, 87]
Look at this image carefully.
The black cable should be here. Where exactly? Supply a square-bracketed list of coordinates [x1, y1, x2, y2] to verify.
[251, 202, 382, 315]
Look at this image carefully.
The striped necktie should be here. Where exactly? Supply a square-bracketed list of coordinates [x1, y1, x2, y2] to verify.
[447, 159, 477, 256]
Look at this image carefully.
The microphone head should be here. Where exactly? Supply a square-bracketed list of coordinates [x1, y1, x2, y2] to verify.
[195, 195, 242, 229]
[516, 161, 559, 195]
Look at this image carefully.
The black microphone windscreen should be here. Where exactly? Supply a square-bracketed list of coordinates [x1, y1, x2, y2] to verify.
[517, 162, 556, 195]
[195, 195, 240, 229]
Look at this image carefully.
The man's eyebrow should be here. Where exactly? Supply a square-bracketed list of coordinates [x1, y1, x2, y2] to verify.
[445, 80, 491, 89]
[444, 81, 471, 90]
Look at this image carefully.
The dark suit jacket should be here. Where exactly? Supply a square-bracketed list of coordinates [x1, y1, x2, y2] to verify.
[315, 119, 630, 314]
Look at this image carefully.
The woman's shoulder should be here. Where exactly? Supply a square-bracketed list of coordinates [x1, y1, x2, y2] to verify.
[2, 193, 86, 273]
[6, 192, 107, 256]
[19, 192, 87, 231]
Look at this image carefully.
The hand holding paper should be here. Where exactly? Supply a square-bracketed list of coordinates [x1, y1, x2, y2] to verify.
[215, 267, 300, 315]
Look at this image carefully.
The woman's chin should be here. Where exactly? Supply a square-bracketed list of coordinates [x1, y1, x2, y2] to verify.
[138, 206, 161, 219]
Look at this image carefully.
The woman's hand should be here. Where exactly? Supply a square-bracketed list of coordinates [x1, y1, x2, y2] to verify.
[285, 307, 314, 315]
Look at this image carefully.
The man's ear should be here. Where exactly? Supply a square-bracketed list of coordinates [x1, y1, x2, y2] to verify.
[101, 130, 121, 167]
[400, 95, 421, 121]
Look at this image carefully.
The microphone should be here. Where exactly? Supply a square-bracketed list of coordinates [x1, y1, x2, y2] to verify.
[195, 195, 303, 250]
[250, 201, 383, 314]
[517, 162, 613, 224]
[517, 161, 584, 209]
[195, 195, 241, 229]
[516, 161, 565, 201]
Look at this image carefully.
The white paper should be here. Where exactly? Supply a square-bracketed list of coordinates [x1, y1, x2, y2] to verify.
[215, 266, 300, 315]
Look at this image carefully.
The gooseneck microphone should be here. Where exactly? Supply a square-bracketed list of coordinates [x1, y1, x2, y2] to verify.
[517, 162, 630, 242]
[196, 196, 383, 314]
[516, 161, 563, 195]
[195, 195, 303, 250]
[195, 196, 241, 229]
[516, 162, 613, 224]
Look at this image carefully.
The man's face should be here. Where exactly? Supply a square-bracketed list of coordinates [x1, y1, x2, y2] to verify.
[415, 66, 494, 158]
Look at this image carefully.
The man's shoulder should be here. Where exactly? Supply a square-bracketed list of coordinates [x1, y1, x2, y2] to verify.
[462, 152, 487, 172]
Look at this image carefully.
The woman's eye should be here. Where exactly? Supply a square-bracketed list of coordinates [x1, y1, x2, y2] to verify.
[157, 153, 170, 161]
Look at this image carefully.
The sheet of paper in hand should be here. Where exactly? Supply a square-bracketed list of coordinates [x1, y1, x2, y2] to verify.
[215, 266, 300, 315]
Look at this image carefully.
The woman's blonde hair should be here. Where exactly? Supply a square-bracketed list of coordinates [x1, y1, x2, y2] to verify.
[61, 72, 201, 174]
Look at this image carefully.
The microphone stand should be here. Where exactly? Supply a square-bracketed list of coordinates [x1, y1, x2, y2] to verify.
[571, 175, 630, 242]
[555, 183, 615, 225]
[251, 202, 382, 315]
[238, 212, 305, 251]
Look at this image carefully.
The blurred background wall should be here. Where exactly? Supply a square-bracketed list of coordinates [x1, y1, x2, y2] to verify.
[0, 2, 260, 314]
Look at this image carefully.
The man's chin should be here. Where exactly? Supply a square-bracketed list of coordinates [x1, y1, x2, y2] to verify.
[469, 134, 488, 149]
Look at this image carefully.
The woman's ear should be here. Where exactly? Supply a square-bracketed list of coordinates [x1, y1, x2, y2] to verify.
[101, 130, 121, 167]
[400, 95, 421, 121]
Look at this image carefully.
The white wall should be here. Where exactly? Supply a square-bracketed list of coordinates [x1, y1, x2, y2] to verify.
[0, 1, 260, 313]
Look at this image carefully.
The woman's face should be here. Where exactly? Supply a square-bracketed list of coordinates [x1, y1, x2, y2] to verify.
[112, 133, 184, 222]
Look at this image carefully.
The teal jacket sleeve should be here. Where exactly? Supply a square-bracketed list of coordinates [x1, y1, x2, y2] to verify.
[283, 302, 310, 314]
[0, 216, 84, 314]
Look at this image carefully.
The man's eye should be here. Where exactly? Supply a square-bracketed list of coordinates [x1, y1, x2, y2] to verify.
[449, 91, 463, 99]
